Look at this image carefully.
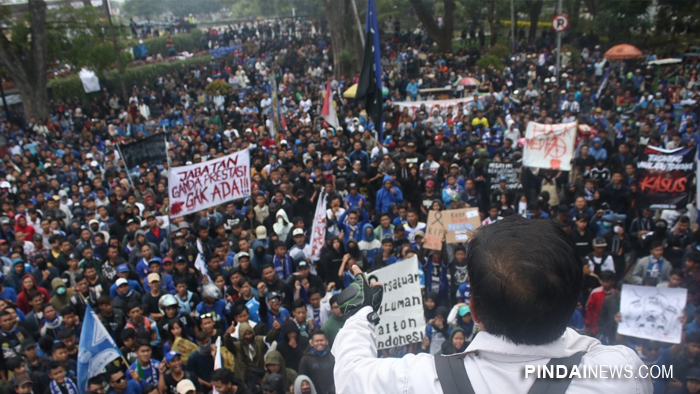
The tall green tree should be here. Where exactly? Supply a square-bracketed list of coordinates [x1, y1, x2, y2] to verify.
[408, 0, 455, 53]
[0, 0, 49, 119]
[321, 0, 363, 77]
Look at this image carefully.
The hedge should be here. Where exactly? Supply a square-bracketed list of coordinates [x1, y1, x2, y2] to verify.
[50, 55, 215, 102]
[125, 29, 204, 58]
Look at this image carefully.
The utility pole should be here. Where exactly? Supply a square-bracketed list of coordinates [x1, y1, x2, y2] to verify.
[510, 0, 515, 50]
[555, 0, 563, 82]
[103, 0, 127, 100]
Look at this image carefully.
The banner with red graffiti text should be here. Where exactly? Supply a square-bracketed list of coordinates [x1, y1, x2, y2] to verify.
[638, 146, 696, 210]
[169, 150, 251, 218]
[523, 122, 577, 171]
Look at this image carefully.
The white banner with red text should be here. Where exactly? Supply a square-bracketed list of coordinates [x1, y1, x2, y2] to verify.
[169, 150, 251, 218]
[523, 121, 577, 171]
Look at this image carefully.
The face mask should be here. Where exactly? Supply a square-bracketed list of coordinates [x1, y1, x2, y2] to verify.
[277, 218, 284, 225]
[301, 388, 311, 394]
[198, 344, 210, 354]
[602, 221, 612, 228]
[56, 287, 66, 295]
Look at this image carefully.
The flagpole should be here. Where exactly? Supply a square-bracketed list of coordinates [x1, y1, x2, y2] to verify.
[115, 143, 135, 190]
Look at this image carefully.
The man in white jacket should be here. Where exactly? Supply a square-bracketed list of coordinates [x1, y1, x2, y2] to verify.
[332, 216, 652, 394]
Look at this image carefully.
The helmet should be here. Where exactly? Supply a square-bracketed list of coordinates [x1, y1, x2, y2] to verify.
[158, 294, 179, 315]
[201, 283, 222, 301]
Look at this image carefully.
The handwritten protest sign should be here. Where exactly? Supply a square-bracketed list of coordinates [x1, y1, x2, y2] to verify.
[486, 162, 522, 191]
[638, 146, 695, 210]
[372, 256, 425, 349]
[523, 122, 577, 171]
[425, 210, 445, 251]
[172, 337, 198, 364]
[169, 150, 251, 218]
[444, 208, 481, 244]
[618, 284, 686, 344]
[118, 134, 168, 169]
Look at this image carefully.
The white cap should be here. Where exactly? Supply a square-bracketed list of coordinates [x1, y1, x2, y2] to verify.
[292, 228, 304, 237]
[90, 160, 99, 167]
[177, 380, 196, 394]
[0, 181, 10, 189]
[116, 278, 128, 287]
[86, 153, 94, 159]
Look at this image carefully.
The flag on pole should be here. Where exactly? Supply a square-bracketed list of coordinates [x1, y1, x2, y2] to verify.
[304, 190, 328, 262]
[270, 73, 286, 143]
[355, 0, 383, 141]
[595, 65, 610, 102]
[213, 337, 222, 394]
[321, 81, 340, 130]
[77, 305, 122, 392]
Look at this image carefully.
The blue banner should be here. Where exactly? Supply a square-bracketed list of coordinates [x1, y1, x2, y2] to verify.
[77, 305, 122, 393]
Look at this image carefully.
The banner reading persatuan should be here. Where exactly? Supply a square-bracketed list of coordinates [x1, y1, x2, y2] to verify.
[169, 150, 251, 218]
[638, 146, 696, 210]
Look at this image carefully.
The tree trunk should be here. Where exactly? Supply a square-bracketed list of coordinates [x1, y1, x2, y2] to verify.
[322, 0, 362, 78]
[567, 0, 582, 35]
[582, 0, 596, 16]
[0, 0, 50, 120]
[408, 0, 455, 53]
[528, 0, 543, 41]
[487, 0, 498, 46]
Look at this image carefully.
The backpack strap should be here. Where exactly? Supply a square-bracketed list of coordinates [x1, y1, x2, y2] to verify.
[435, 354, 475, 394]
[527, 351, 587, 394]
[434, 351, 587, 394]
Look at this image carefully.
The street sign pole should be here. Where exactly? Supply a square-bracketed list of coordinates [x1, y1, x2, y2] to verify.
[556, 0, 563, 82]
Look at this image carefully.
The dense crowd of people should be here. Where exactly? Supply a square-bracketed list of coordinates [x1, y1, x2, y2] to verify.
[2, 14, 700, 394]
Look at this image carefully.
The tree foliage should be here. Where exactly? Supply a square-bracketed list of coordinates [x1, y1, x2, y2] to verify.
[123, 0, 224, 18]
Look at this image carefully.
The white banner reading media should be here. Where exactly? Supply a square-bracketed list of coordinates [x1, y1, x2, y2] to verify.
[618, 284, 686, 344]
[169, 150, 251, 218]
[523, 121, 577, 171]
[371, 256, 425, 349]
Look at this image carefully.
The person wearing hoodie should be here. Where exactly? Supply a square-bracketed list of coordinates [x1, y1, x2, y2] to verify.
[49, 278, 75, 312]
[436, 327, 468, 356]
[263, 351, 298, 393]
[320, 295, 344, 347]
[337, 209, 370, 249]
[358, 224, 381, 267]
[276, 319, 309, 372]
[298, 330, 335, 394]
[16, 274, 50, 314]
[293, 375, 317, 394]
[223, 321, 280, 387]
[272, 209, 293, 243]
[375, 174, 403, 215]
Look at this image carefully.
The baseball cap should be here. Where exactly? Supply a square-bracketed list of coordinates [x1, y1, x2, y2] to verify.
[148, 273, 161, 283]
[117, 264, 129, 273]
[256, 226, 268, 240]
[593, 237, 607, 248]
[266, 291, 282, 302]
[164, 350, 180, 363]
[14, 375, 32, 388]
[116, 278, 129, 287]
[174, 231, 185, 238]
[0, 217, 9, 225]
[20, 338, 37, 352]
[237, 252, 250, 259]
[88, 219, 99, 226]
[298, 260, 309, 269]
[414, 230, 425, 239]
[458, 305, 471, 317]
[176, 379, 196, 394]
[175, 255, 188, 263]
[292, 228, 304, 237]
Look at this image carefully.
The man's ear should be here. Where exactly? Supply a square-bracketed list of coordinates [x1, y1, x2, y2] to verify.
[469, 297, 480, 325]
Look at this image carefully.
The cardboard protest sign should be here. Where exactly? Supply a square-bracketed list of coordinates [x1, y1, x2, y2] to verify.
[618, 284, 686, 344]
[372, 256, 425, 349]
[169, 150, 251, 218]
[172, 337, 198, 364]
[523, 122, 577, 171]
[444, 208, 481, 244]
[221, 346, 235, 371]
[638, 146, 695, 210]
[424, 210, 445, 251]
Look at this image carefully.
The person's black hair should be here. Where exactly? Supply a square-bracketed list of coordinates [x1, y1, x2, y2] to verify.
[211, 368, 234, 384]
[307, 287, 321, 298]
[95, 232, 105, 240]
[48, 360, 64, 372]
[52, 342, 67, 353]
[60, 305, 75, 317]
[599, 270, 616, 282]
[135, 339, 150, 350]
[126, 302, 141, 313]
[329, 294, 338, 306]
[670, 268, 684, 278]
[309, 329, 326, 339]
[42, 303, 55, 312]
[466, 215, 582, 346]
[87, 376, 103, 387]
[120, 328, 136, 341]
[680, 216, 691, 224]
[58, 329, 74, 340]
[454, 245, 466, 253]
[6, 357, 23, 371]
[141, 385, 158, 394]
[75, 273, 87, 283]
[231, 304, 249, 319]
[292, 298, 306, 311]
[38, 336, 54, 354]
[97, 295, 112, 306]
[650, 240, 664, 250]
[688, 251, 700, 265]
[381, 237, 394, 245]
[688, 333, 700, 345]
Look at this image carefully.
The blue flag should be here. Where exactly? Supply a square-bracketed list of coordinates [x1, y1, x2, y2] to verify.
[356, 0, 383, 141]
[77, 305, 122, 393]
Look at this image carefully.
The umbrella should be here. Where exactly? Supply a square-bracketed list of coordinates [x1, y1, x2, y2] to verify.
[454, 77, 481, 87]
[343, 83, 389, 98]
[604, 44, 642, 60]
